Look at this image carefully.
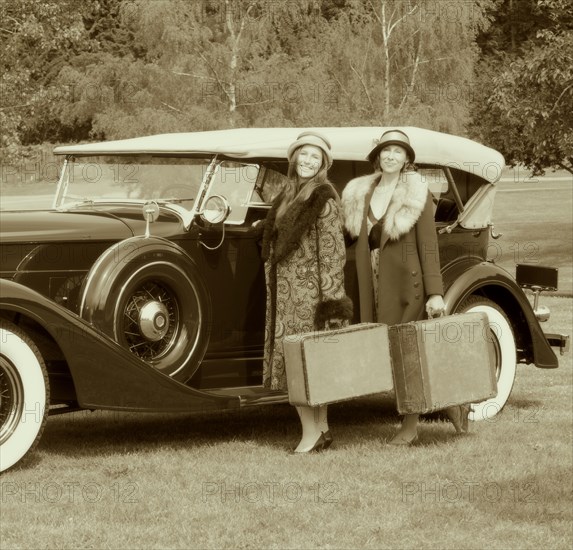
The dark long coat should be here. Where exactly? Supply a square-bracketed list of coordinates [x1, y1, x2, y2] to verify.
[261, 184, 353, 391]
[341, 171, 443, 325]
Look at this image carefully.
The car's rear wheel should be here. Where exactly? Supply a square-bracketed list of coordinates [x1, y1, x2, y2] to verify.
[80, 237, 211, 382]
[0, 321, 49, 472]
[456, 296, 517, 421]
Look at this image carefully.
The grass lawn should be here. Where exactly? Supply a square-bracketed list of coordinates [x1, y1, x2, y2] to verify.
[1, 162, 571, 549]
[492, 179, 572, 296]
[1, 296, 571, 550]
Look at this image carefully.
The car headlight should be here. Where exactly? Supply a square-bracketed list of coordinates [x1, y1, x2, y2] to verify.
[201, 195, 231, 224]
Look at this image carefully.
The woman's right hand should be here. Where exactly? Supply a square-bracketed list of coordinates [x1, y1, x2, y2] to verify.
[425, 294, 445, 318]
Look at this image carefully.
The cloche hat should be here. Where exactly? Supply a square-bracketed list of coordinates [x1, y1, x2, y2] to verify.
[367, 129, 416, 164]
[287, 131, 333, 168]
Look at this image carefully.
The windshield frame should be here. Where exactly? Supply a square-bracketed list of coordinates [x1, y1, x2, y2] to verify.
[54, 154, 219, 229]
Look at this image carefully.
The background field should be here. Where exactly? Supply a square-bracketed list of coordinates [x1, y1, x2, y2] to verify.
[1, 170, 572, 549]
[493, 172, 572, 296]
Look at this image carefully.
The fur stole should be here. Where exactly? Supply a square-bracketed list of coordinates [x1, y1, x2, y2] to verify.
[341, 171, 428, 240]
[261, 183, 338, 264]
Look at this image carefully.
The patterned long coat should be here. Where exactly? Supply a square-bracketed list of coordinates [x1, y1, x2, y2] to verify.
[261, 184, 353, 391]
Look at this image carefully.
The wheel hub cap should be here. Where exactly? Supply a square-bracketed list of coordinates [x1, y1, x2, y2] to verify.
[139, 302, 170, 341]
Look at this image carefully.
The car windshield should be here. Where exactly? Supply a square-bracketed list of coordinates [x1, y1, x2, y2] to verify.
[55, 156, 212, 211]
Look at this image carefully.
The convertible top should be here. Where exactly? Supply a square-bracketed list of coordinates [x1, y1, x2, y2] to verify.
[53, 127, 505, 183]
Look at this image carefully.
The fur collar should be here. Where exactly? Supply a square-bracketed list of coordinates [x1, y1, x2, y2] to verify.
[341, 171, 428, 240]
[261, 183, 338, 264]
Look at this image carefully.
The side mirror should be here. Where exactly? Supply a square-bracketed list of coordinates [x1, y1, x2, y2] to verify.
[200, 195, 231, 224]
[143, 201, 160, 238]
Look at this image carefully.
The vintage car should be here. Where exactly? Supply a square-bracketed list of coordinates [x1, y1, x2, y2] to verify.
[0, 127, 568, 472]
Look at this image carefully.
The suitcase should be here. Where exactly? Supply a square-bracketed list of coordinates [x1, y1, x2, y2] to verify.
[283, 323, 393, 406]
[389, 312, 498, 414]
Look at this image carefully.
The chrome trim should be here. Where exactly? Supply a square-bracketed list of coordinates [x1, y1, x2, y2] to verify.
[53, 157, 70, 209]
[139, 301, 170, 341]
[545, 333, 570, 355]
[533, 305, 550, 323]
[189, 157, 218, 229]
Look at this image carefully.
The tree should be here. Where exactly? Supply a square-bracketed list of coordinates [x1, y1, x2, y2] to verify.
[1, 0, 495, 159]
[0, 0, 90, 163]
[312, 0, 492, 132]
[470, 0, 573, 175]
[60, 0, 328, 136]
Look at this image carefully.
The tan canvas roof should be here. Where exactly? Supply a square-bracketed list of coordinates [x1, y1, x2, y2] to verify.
[54, 127, 505, 183]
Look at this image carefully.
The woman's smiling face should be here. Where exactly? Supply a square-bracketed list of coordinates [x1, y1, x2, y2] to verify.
[295, 145, 323, 179]
[378, 145, 408, 173]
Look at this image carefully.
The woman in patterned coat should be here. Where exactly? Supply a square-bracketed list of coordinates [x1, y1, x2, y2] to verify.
[261, 131, 353, 453]
[342, 129, 469, 445]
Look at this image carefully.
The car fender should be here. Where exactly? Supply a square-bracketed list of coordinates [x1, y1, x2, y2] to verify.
[79, 235, 194, 317]
[442, 260, 558, 369]
[0, 279, 236, 412]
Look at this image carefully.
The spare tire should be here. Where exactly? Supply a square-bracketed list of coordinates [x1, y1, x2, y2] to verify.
[79, 236, 211, 382]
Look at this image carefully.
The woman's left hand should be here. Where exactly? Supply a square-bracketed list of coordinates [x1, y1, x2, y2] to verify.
[425, 294, 446, 318]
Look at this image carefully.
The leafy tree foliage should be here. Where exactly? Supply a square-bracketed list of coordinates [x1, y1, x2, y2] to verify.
[470, 0, 573, 174]
[12, 0, 567, 175]
[315, 0, 491, 132]
[0, 0, 89, 163]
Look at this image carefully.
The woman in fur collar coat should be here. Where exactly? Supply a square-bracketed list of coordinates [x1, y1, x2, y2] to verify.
[342, 129, 468, 444]
[261, 131, 353, 453]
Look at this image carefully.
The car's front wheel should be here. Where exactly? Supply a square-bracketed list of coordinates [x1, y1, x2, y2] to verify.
[0, 321, 49, 472]
[456, 296, 517, 421]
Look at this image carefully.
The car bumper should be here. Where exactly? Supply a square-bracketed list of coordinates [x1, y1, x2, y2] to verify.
[545, 333, 570, 356]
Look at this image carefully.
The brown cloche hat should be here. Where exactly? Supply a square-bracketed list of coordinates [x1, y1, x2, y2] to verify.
[287, 131, 333, 168]
[367, 129, 416, 164]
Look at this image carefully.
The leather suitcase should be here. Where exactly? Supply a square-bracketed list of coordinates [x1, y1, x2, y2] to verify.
[388, 312, 498, 414]
[283, 323, 393, 406]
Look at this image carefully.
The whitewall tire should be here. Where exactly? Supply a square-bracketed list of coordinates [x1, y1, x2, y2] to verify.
[457, 296, 517, 421]
[0, 321, 49, 472]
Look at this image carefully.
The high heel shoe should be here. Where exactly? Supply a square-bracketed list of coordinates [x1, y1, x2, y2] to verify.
[388, 432, 419, 446]
[293, 431, 332, 454]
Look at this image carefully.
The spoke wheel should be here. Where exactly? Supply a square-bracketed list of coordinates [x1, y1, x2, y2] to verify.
[112, 262, 206, 378]
[122, 280, 179, 361]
